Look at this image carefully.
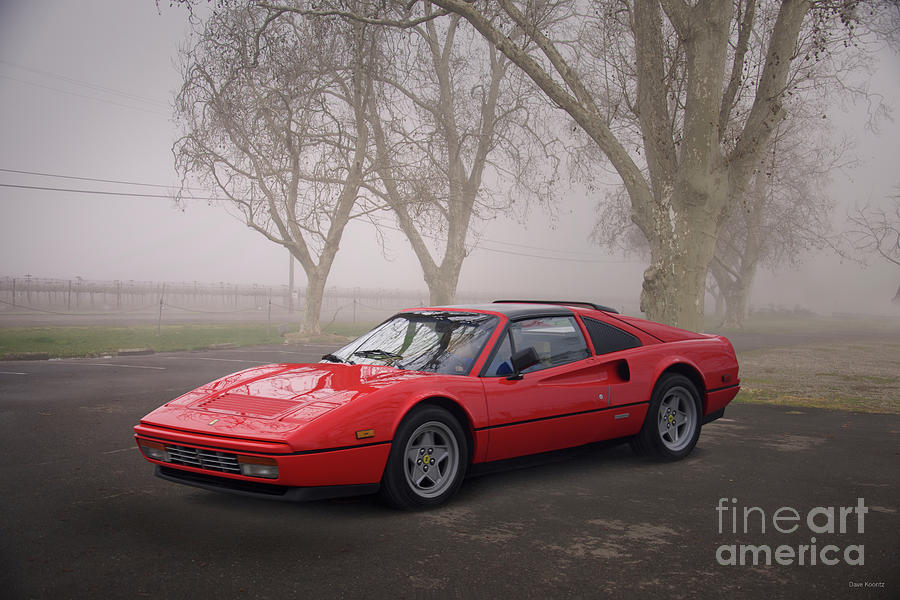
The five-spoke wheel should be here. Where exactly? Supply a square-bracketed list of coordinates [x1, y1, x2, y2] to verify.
[632, 373, 702, 460]
[656, 384, 698, 452]
[381, 406, 468, 509]
[403, 421, 460, 499]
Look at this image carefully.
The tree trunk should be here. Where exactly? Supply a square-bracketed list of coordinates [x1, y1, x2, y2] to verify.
[641, 201, 720, 332]
[426, 271, 459, 306]
[719, 171, 766, 329]
[721, 283, 751, 329]
[709, 254, 756, 330]
[301, 272, 326, 335]
[713, 288, 725, 319]
[641, 246, 713, 332]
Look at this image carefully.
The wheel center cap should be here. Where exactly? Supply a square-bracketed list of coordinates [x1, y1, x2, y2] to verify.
[423, 454, 431, 465]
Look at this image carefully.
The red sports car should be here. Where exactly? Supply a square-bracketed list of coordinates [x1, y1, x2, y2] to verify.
[135, 301, 739, 508]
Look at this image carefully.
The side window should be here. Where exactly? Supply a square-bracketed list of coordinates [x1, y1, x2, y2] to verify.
[484, 333, 513, 377]
[581, 317, 641, 355]
[485, 316, 590, 376]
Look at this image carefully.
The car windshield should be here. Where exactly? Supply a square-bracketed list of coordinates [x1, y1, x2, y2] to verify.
[328, 311, 498, 375]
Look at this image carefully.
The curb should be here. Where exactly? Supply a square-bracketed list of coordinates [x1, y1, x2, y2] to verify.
[117, 348, 155, 356]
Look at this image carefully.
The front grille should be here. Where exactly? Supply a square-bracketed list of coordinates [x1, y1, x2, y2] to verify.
[165, 444, 241, 475]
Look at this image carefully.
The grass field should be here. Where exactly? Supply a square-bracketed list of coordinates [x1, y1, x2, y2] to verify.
[0, 322, 371, 360]
[734, 338, 900, 414]
[2, 315, 897, 415]
[708, 313, 900, 337]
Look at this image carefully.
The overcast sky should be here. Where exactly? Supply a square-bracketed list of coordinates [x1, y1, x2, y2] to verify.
[1, 1, 898, 315]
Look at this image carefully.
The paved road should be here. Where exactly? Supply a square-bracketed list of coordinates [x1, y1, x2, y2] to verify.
[0, 345, 897, 599]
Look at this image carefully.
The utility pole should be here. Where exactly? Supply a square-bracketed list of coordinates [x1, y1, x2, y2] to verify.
[157, 283, 166, 335]
[288, 249, 295, 313]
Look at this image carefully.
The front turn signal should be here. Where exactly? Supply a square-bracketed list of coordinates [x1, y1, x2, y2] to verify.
[237, 455, 279, 479]
[137, 439, 170, 462]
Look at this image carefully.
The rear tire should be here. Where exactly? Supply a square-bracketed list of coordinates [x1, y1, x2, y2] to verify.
[380, 405, 468, 510]
[631, 373, 701, 460]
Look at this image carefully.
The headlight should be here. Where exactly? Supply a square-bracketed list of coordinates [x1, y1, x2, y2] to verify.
[237, 455, 279, 479]
[138, 439, 170, 462]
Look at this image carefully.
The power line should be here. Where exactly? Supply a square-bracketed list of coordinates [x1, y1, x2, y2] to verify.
[0, 59, 169, 108]
[0, 178, 629, 264]
[473, 244, 631, 263]
[373, 222, 629, 264]
[0, 182, 216, 201]
[0, 167, 206, 192]
[0, 74, 170, 117]
[1, 165, 615, 259]
[470, 232, 606, 257]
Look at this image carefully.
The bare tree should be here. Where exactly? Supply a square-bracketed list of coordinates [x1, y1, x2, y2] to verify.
[366, 7, 558, 304]
[710, 115, 844, 328]
[259, 0, 885, 330]
[848, 194, 900, 303]
[262, 1, 559, 305]
[173, 5, 379, 333]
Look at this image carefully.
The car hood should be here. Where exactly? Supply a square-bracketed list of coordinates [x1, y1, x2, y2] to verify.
[140, 363, 427, 439]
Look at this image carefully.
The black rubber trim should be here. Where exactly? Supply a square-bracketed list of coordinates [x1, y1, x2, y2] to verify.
[136, 432, 391, 456]
[477, 322, 512, 377]
[474, 400, 650, 431]
[492, 300, 618, 313]
[156, 466, 379, 502]
[707, 383, 740, 394]
[702, 408, 725, 424]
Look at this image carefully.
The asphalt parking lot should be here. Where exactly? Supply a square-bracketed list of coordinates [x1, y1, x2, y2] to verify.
[0, 343, 897, 599]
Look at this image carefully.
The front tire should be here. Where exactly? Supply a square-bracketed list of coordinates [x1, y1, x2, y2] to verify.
[380, 405, 468, 510]
[632, 373, 702, 460]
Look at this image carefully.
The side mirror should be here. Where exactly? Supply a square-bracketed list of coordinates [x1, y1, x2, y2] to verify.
[507, 347, 540, 380]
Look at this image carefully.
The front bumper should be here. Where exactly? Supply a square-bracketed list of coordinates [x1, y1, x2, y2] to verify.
[135, 423, 391, 501]
[155, 466, 380, 502]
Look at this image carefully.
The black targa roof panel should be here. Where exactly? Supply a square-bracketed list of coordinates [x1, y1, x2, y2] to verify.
[422, 303, 575, 319]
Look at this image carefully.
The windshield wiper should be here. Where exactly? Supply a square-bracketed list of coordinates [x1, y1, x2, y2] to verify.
[321, 353, 344, 363]
[352, 349, 404, 361]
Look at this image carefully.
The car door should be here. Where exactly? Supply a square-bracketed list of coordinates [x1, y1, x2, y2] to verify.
[479, 315, 609, 461]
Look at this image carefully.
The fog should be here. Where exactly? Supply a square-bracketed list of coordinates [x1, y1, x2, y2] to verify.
[1, 0, 898, 317]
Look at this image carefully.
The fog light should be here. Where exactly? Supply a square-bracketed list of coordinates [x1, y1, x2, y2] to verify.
[238, 455, 279, 479]
[138, 439, 170, 462]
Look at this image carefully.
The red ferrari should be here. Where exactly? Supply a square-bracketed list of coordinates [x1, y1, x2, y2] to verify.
[135, 301, 740, 509]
